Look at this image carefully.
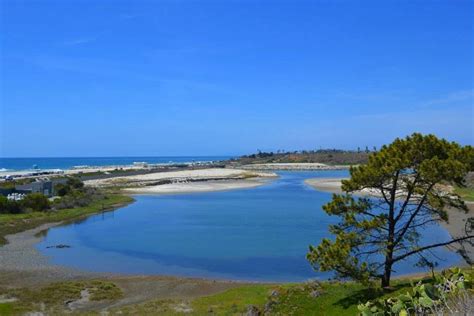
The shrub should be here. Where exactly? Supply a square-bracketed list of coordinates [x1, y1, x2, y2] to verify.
[0, 195, 22, 214]
[53, 187, 103, 210]
[21, 193, 50, 212]
[358, 268, 472, 315]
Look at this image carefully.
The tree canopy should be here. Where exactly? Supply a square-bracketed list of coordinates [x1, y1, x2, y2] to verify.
[307, 133, 474, 287]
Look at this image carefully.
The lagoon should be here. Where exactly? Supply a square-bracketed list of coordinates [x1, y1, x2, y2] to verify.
[37, 171, 461, 282]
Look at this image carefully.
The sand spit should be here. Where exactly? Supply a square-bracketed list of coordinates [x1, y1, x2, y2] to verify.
[305, 177, 386, 197]
[305, 178, 348, 194]
[125, 178, 270, 194]
[85, 168, 277, 192]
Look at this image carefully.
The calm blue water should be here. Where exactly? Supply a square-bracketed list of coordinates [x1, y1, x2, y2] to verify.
[0, 156, 232, 171]
[37, 171, 461, 282]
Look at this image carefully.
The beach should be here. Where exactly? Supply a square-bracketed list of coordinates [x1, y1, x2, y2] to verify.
[304, 177, 348, 194]
[85, 168, 277, 193]
[124, 178, 270, 194]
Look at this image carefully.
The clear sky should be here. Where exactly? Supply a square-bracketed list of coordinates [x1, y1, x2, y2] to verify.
[1, 0, 473, 157]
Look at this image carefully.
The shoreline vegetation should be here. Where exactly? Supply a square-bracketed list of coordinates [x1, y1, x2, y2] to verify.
[1, 149, 473, 315]
[0, 193, 133, 246]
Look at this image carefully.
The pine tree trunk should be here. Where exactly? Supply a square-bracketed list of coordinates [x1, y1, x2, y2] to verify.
[381, 258, 392, 288]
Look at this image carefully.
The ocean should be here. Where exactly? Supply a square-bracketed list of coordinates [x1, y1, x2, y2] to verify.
[0, 156, 233, 171]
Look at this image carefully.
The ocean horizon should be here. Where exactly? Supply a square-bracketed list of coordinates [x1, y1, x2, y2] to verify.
[0, 156, 234, 171]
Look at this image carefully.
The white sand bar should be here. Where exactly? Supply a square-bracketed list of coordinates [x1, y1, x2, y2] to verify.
[125, 179, 270, 194]
[305, 178, 348, 194]
[85, 168, 277, 194]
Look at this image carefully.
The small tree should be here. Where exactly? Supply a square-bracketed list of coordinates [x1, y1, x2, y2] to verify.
[307, 133, 474, 288]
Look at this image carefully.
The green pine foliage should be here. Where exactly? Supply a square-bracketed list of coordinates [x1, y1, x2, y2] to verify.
[307, 133, 474, 287]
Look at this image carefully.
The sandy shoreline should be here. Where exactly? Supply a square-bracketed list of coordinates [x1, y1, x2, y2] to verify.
[304, 177, 348, 194]
[0, 222, 99, 287]
[85, 168, 276, 189]
[0, 223, 254, 309]
[125, 178, 271, 194]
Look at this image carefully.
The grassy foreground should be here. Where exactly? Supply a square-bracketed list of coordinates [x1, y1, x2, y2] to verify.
[111, 279, 423, 315]
[0, 280, 123, 315]
[0, 193, 134, 245]
[1, 269, 472, 315]
[454, 186, 474, 202]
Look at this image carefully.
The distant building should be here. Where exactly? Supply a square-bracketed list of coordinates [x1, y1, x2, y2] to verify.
[14, 178, 67, 197]
[0, 178, 68, 197]
[15, 181, 54, 197]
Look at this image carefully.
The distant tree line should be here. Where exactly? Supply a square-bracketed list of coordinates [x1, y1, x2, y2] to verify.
[237, 148, 372, 165]
[242, 147, 379, 159]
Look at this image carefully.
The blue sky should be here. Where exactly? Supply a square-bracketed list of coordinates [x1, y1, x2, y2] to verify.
[1, 0, 473, 157]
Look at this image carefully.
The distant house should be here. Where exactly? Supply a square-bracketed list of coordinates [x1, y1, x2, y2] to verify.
[14, 178, 68, 197]
[15, 181, 54, 197]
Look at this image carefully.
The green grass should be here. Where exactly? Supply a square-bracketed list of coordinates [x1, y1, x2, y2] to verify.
[111, 269, 474, 315]
[189, 280, 417, 316]
[0, 303, 14, 315]
[107, 279, 421, 316]
[0, 193, 133, 245]
[454, 186, 474, 202]
[0, 280, 123, 315]
[2, 269, 471, 315]
[192, 285, 273, 314]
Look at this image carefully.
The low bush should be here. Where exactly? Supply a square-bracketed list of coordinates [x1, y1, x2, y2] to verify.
[0, 193, 49, 214]
[358, 268, 473, 315]
[0, 195, 21, 214]
[21, 193, 50, 212]
[53, 186, 104, 210]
